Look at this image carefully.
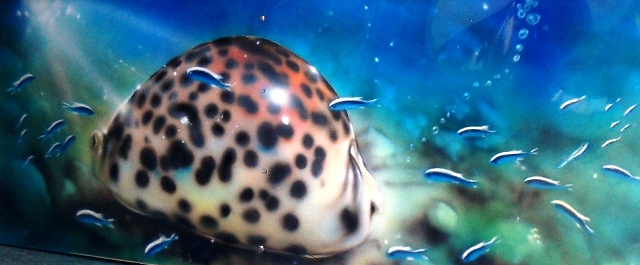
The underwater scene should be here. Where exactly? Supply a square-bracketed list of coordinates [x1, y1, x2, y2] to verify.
[2, 0, 640, 264]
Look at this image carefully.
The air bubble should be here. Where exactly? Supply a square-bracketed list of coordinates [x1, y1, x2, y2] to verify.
[526, 14, 540, 25]
[513, 54, 521, 62]
[523, 4, 531, 11]
[517, 9, 526, 18]
[463, 92, 470, 100]
[374, 57, 379, 62]
[262, 169, 267, 174]
[515, 44, 524, 52]
[517, 3, 523, 9]
[494, 74, 501, 79]
[473, 82, 479, 87]
[405, 157, 411, 162]
[440, 118, 446, 124]
[259, 245, 265, 252]
[421, 137, 427, 142]
[410, 143, 415, 150]
[518, 28, 529, 39]
[446, 112, 450, 118]
[485, 80, 492, 87]
[432, 126, 439, 134]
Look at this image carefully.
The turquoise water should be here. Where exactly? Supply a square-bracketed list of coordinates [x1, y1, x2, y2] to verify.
[1, 0, 640, 264]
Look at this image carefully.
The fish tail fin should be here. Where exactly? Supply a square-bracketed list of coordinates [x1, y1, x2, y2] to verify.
[107, 219, 116, 228]
[584, 224, 596, 235]
[530, 148, 539, 155]
[368, 98, 381, 107]
[468, 181, 480, 189]
[565, 184, 574, 191]
[62, 102, 71, 108]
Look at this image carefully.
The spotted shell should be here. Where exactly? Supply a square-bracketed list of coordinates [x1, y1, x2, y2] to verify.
[92, 36, 383, 256]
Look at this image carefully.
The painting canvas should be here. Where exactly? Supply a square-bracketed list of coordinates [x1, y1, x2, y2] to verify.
[1, 1, 640, 264]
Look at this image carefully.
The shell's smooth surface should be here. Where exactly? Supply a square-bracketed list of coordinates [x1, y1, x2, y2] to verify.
[93, 36, 383, 256]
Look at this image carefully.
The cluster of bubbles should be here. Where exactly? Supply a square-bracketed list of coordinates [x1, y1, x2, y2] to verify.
[513, 0, 540, 62]
[469, 0, 541, 90]
[425, 0, 543, 161]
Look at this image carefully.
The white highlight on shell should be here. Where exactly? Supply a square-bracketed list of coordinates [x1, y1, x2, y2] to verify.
[281, 115, 290, 125]
[267, 87, 290, 105]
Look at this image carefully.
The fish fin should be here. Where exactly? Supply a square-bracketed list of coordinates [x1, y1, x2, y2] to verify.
[367, 98, 381, 107]
[467, 181, 480, 188]
[583, 224, 596, 235]
[62, 102, 71, 108]
[557, 161, 567, 169]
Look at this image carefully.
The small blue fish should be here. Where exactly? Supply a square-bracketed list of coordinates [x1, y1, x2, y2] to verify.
[62, 102, 95, 116]
[22, 155, 34, 168]
[620, 123, 631, 132]
[58, 135, 76, 155]
[604, 98, 620, 111]
[557, 142, 589, 169]
[457, 125, 496, 138]
[18, 129, 27, 144]
[489, 148, 538, 165]
[386, 246, 428, 260]
[37, 119, 65, 140]
[75, 209, 115, 228]
[610, 121, 620, 129]
[601, 164, 640, 181]
[461, 236, 500, 262]
[424, 168, 478, 188]
[624, 103, 638, 116]
[601, 137, 621, 148]
[144, 233, 179, 257]
[559, 95, 586, 111]
[328, 97, 379, 111]
[524, 176, 572, 190]
[45, 142, 62, 158]
[186, 66, 231, 90]
[551, 200, 595, 235]
[7, 73, 34, 95]
[16, 114, 27, 129]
